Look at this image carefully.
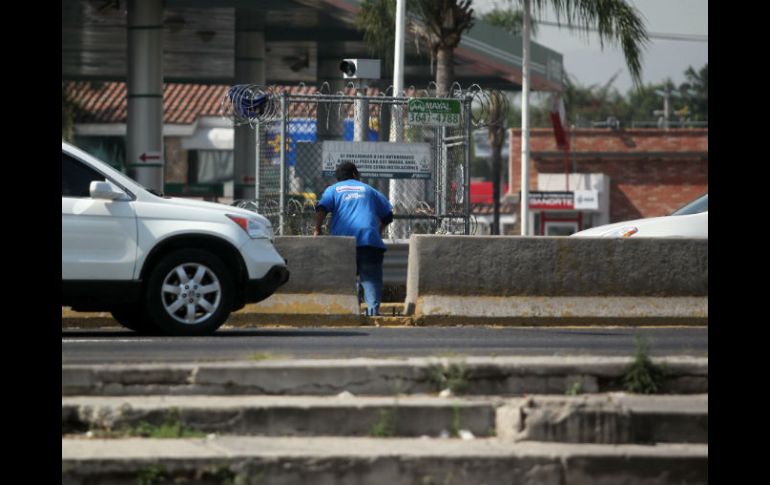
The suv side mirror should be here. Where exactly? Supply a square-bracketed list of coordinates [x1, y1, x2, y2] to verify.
[90, 181, 128, 201]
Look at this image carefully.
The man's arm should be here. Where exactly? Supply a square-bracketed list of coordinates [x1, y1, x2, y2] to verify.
[379, 211, 394, 234]
[314, 208, 328, 236]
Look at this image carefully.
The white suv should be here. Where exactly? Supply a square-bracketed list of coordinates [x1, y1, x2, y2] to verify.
[61, 141, 289, 336]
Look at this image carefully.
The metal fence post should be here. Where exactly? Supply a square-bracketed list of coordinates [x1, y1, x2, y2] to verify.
[279, 92, 287, 235]
[254, 120, 260, 202]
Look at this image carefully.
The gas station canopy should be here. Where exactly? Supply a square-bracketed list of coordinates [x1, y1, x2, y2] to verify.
[63, 0, 563, 91]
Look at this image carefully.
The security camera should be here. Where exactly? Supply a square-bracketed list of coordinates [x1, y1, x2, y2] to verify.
[339, 59, 381, 80]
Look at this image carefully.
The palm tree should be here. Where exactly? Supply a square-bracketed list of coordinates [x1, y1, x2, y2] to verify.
[517, 0, 648, 234]
[357, 0, 474, 97]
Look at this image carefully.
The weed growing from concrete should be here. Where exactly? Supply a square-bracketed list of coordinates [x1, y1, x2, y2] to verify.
[370, 407, 398, 437]
[130, 409, 205, 439]
[199, 464, 238, 485]
[248, 352, 276, 361]
[622, 335, 668, 394]
[450, 403, 462, 438]
[566, 382, 583, 396]
[136, 465, 167, 485]
[426, 361, 469, 394]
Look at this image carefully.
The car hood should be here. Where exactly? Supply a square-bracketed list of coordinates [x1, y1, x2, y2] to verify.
[160, 197, 272, 225]
[572, 212, 708, 238]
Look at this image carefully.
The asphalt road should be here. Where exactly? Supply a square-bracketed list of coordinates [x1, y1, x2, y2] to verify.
[61, 326, 707, 364]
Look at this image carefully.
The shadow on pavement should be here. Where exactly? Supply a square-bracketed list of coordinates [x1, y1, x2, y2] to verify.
[61, 329, 369, 338]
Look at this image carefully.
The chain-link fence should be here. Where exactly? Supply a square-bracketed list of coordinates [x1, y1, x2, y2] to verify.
[226, 86, 481, 237]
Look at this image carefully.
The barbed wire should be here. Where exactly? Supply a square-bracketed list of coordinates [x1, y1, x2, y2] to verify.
[221, 82, 507, 128]
[232, 196, 474, 236]
[221, 84, 284, 126]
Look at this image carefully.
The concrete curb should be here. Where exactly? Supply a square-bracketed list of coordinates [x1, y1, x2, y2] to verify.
[63, 393, 707, 444]
[61, 310, 707, 329]
[62, 356, 708, 396]
[62, 437, 708, 485]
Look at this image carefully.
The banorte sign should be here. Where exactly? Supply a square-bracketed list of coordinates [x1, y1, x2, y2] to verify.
[526, 190, 600, 210]
[528, 191, 574, 210]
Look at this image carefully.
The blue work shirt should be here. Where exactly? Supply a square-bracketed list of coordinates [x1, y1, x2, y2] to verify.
[317, 179, 393, 249]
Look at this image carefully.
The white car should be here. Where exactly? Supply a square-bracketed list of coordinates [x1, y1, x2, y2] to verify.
[571, 193, 708, 238]
[62, 141, 289, 336]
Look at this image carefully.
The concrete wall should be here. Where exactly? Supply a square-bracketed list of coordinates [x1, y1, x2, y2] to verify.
[404, 235, 707, 324]
[245, 236, 359, 315]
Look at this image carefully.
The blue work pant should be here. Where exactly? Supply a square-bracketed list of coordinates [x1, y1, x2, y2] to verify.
[356, 246, 385, 316]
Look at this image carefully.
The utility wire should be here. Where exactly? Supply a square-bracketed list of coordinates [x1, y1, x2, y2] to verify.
[536, 20, 708, 42]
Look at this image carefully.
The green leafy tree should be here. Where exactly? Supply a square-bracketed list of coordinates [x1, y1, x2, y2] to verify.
[563, 72, 631, 127]
[679, 63, 707, 121]
[481, 3, 538, 37]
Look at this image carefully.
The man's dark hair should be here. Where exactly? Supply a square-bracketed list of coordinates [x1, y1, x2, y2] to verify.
[335, 162, 360, 181]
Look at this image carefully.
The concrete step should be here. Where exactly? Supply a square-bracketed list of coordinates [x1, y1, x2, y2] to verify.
[62, 393, 707, 444]
[62, 436, 708, 485]
[62, 395, 498, 439]
[62, 356, 708, 396]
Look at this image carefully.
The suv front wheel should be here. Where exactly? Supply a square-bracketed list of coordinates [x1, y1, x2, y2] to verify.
[145, 249, 235, 336]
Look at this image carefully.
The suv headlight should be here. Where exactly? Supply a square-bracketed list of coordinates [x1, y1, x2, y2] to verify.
[226, 214, 273, 239]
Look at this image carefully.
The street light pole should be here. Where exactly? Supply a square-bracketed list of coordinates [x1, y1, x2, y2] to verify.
[520, 0, 531, 235]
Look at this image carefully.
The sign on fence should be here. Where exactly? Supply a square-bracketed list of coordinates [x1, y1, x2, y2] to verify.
[322, 141, 432, 179]
[408, 98, 461, 127]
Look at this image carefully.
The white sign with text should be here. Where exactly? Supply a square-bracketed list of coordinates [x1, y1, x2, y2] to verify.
[322, 141, 432, 179]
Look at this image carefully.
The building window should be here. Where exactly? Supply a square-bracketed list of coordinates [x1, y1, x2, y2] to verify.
[189, 150, 233, 184]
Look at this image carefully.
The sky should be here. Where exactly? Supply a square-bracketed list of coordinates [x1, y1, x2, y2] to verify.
[474, 0, 708, 94]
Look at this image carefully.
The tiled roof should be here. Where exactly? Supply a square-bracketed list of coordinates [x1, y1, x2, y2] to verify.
[65, 81, 232, 124]
[64, 81, 390, 125]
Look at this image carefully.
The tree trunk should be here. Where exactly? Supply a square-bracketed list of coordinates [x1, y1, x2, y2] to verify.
[436, 47, 453, 96]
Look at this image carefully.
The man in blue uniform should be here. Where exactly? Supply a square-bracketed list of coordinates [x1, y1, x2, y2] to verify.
[314, 162, 393, 316]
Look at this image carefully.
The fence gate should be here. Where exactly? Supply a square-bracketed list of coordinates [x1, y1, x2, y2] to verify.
[225, 86, 477, 238]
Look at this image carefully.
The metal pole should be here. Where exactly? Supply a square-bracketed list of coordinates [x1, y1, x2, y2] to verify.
[464, 96, 472, 234]
[393, 0, 406, 100]
[520, 0, 531, 236]
[354, 81, 368, 142]
[234, 11, 264, 200]
[564, 148, 569, 191]
[279, 93, 287, 235]
[126, 0, 163, 192]
[389, 0, 407, 240]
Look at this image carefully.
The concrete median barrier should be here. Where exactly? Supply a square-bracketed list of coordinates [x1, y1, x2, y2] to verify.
[236, 236, 359, 322]
[404, 236, 708, 325]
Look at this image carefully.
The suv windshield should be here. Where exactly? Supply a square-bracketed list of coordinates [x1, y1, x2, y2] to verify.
[671, 193, 708, 216]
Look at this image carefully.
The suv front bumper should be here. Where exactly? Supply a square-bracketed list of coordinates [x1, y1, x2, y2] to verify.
[243, 264, 290, 303]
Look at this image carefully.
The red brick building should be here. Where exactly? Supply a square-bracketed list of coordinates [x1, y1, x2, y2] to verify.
[507, 128, 708, 235]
